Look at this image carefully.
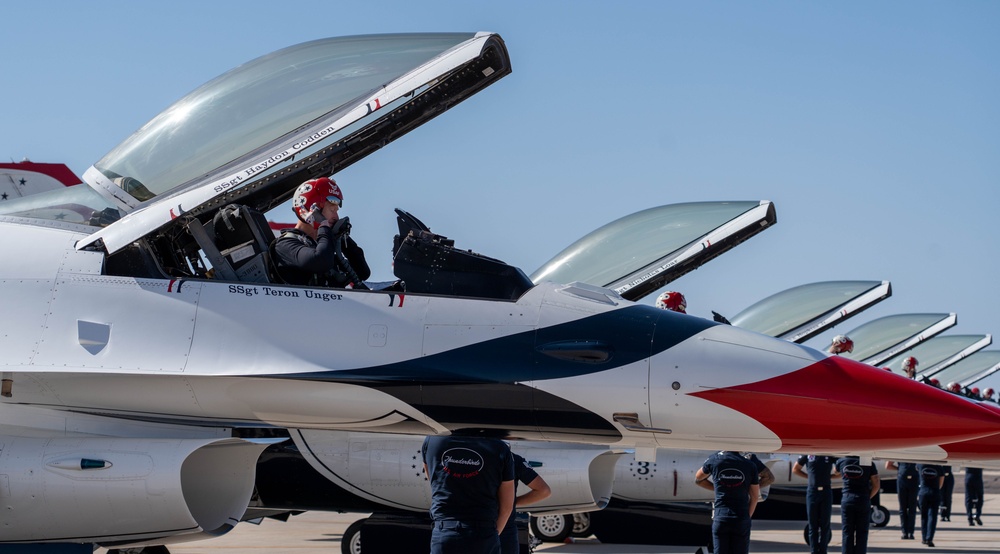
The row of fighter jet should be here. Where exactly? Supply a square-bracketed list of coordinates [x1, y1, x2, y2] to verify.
[2, 33, 1000, 554]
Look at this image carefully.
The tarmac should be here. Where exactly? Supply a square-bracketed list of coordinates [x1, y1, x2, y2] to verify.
[101, 487, 1000, 554]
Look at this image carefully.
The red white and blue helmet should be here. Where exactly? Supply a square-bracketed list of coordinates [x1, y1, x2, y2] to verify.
[829, 334, 854, 354]
[292, 177, 343, 227]
[655, 291, 687, 313]
[902, 356, 919, 372]
[985, 388, 995, 399]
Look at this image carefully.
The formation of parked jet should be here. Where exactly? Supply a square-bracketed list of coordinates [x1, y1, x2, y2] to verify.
[2, 32, 998, 553]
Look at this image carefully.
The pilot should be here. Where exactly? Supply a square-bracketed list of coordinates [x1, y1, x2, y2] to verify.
[836, 456, 879, 554]
[272, 177, 370, 288]
[422, 432, 515, 554]
[902, 356, 919, 379]
[916, 463, 944, 547]
[500, 451, 551, 554]
[828, 335, 854, 355]
[655, 291, 687, 313]
[695, 451, 760, 554]
[965, 466, 984, 526]
[985, 388, 996, 402]
[793, 455, 840, 554]
[886, 460, 919, 540]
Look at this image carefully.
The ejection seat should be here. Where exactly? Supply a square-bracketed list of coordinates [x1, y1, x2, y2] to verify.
[189, 204, 275, 283]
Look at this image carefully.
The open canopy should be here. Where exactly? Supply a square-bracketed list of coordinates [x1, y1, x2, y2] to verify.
[75, 33, 510, 254]
[530, 201, 776, 301]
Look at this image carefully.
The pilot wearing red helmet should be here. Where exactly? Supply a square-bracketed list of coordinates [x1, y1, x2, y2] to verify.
[272, 177, 370, 288]
[655, 291, 687, 314]
[984, 388, 995, 401]
[902, 356, 919, 379]
[828, 334, 854, 355]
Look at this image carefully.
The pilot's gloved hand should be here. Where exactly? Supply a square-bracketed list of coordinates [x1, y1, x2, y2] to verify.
[329, 216, 351, 237]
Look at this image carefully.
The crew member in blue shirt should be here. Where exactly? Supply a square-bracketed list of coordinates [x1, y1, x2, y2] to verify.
[793, 455, 839, 554]
[695, 451, 760, 554]
[836, 456, 880, 554]
[940, 465, 954, 522]
[500, 452, 551, 554]
[916, 463, 944, 547]
[422, 434, 516, 554]
[965, 467, 985, 526]
[886, 460, 919, 540]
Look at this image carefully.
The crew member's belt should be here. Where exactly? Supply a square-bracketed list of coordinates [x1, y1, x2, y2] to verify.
[435, 520, 495, 529]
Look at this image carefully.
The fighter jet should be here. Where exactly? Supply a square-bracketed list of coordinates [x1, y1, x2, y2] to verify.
[0, 160, 80, 200]
[1, 33, 998, 551]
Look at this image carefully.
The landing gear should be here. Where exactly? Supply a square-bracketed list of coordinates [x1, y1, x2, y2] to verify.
[341, 518, 365, 554]
[570, 512, 592, 538]
[871, 504, 890, 527]
[530, 514, 573, 542]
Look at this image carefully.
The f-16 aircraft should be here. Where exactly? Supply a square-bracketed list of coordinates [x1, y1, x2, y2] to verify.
[2, 33, 999, 552]
[0, 160, 80, 200]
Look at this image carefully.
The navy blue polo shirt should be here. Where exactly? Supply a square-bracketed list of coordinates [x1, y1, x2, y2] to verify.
[701, 451, 760, 521]
[422, 436, 515, 524]
[796, 455, 836, 489]
[836, 456, 877, 503]
[503, 453, 541, 532]
[917, 464, 943, 493]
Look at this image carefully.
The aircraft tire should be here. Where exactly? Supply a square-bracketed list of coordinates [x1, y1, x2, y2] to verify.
[870, 505, 891, 527]
[570, 512, 592, 538]
[530, 514, 573, 542]
[341, 518, 365, 554]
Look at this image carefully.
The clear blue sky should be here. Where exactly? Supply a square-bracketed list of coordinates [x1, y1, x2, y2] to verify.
[3, 1, 998, 353]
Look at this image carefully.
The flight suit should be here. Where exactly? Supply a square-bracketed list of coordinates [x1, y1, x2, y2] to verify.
[836, 457, 878, 554]
[916, 464, 943, 545]
[422, 436, 515, 554]
[797, 455, 836, 554]
[895, 462, 919, 539]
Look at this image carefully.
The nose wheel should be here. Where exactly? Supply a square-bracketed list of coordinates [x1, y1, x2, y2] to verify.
[870, 504, 890, 527]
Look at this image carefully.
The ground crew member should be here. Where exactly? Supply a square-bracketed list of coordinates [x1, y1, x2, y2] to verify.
[886, 460, 919, 540]
[793, 455, 839, 554]
[966, 467, 984, 526]
[836, 456, 879, 554]
[916, 463, 944, 547]
[695, 451, 760, 554]
[422, 434, 515, 554]
[500, 452, 551, 554]
[940, 465, 954, 522]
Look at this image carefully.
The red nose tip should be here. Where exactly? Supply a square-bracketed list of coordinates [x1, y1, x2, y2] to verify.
[691, 355, 1000, 452]
[939, 402, 1000, 461]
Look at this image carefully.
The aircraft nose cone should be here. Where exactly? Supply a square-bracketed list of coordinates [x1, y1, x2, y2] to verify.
[939, 402, 1000, 461]
[690, 355, 1000, 452]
